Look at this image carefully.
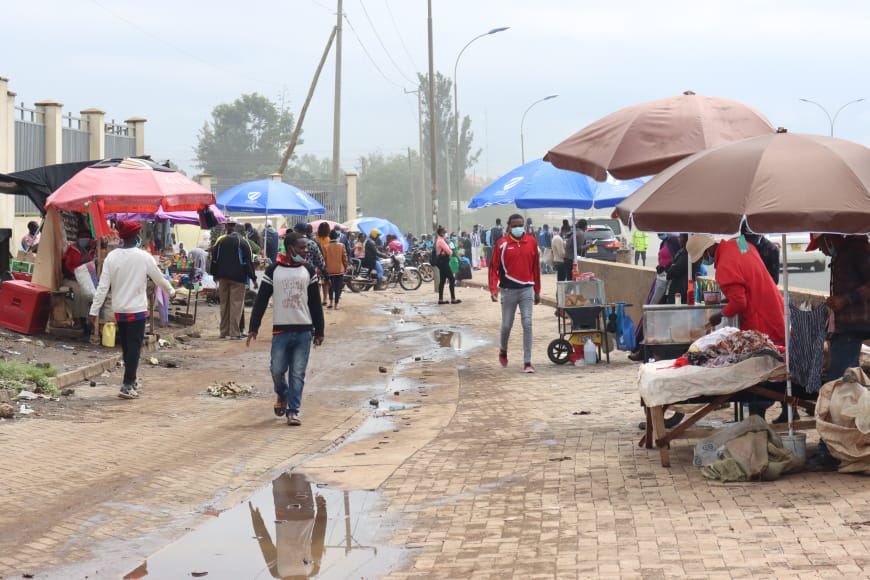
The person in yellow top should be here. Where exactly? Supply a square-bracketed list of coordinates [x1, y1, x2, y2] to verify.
[315, 221, 332, 305]
[632, 229, 649, 266]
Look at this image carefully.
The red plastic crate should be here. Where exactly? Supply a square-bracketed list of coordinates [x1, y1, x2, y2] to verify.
[0, 280, 51, 335]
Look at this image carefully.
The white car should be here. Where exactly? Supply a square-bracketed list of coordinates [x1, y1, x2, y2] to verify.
[767, 233, 827, 272]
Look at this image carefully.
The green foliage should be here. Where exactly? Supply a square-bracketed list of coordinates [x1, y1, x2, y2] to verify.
[0, 360, 59, 395]
[356, 152, 420, 230]
[195, 93, 297, 182]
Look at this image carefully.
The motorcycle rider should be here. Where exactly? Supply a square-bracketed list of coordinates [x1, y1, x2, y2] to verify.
[364, 229, 388, 290]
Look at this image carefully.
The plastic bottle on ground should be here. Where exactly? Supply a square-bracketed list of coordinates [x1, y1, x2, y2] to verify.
[583, 338, 597, 365]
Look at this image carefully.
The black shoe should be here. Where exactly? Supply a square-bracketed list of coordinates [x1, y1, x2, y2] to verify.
[804, 452, 839, 472]
[627, 350, 644, 362]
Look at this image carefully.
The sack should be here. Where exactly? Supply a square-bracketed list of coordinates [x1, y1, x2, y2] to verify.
[101, 322, 116, 348]
[74, 262, 98, 300]
[615, 303, 636, 351]
[816, 368, 870, 473]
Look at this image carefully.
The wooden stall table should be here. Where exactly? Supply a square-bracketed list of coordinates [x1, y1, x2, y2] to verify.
[637, 357, 817, 467]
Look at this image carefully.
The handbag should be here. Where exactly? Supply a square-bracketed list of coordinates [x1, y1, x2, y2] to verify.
[74, 262, 98, 300]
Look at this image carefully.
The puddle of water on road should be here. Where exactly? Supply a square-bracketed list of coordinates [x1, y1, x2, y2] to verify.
[125, 472, 406, 580]
[433, 329, 462, 350]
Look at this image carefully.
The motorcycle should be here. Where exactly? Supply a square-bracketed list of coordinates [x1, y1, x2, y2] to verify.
[345, 253, 423, 292]
[405, 246, 435, 283]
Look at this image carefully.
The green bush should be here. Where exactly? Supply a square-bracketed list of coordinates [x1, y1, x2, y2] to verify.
[0, 360, 60, 396]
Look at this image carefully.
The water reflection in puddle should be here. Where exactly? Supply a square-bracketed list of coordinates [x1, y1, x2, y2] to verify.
[433, 329, 462, 350]
[127, 473, 404, 579]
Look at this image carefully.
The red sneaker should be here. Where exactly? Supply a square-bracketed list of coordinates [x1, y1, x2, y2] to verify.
[498, 350, 508, 368]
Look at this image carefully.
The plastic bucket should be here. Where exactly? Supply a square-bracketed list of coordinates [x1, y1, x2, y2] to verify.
[781, 432, 807, 462]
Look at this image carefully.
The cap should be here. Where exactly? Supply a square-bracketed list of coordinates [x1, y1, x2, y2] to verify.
[370, 228, 380, 238]
[686, 234, 716, 263]
[116, 220, 142, 239]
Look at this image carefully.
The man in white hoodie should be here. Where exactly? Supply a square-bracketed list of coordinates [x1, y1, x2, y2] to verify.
[90, 221, 175, 399]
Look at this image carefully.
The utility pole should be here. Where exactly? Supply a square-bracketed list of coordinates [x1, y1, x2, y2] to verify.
[427, 0, 438, 232]
[404, 88, 426, 235]
[278, 26, 337, 175]
[332, 0, 343, 183]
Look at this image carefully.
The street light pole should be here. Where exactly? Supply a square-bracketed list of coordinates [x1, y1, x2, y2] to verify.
[427, 0, 438, 233]
[520, 94, 559, 164]
[454, 26, 509, 234]
[799, 97, 865, 136]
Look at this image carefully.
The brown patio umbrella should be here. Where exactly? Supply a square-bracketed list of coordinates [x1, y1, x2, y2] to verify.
[544, 91, 776, 181]
[614, 130, 870, 235]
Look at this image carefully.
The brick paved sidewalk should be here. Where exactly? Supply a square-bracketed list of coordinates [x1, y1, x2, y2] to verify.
[375, 284, 870, 579]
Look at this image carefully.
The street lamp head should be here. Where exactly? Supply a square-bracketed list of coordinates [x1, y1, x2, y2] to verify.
[488, 26, 510, 34]
[544, 94, 559, 101]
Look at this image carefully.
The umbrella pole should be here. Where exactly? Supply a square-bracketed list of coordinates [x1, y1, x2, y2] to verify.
[571, 208, 578, 279]
[782, 233, 794, 436]
[264, 210, 268, 258]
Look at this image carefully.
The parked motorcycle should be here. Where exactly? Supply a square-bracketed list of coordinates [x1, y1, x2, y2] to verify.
[345, 254, 423, 292]
[405, 247, 435, 283]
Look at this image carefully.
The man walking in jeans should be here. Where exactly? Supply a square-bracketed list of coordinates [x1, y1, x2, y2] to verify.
[247, 232, 325, 426]
[489, 213, 541, 373]
[211, 222, 257, 339]
[90, 220, 175, 399]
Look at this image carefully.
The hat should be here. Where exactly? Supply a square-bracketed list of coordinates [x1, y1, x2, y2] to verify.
[806, 233, 823, 252]
[370, 228, 380, 238]
[686, 234, 717, 263]
[116, 220, 142, 239]
[293, 222, 308, 233]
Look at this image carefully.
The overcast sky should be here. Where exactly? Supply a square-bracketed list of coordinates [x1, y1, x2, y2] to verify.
[5, 0, 870, 184]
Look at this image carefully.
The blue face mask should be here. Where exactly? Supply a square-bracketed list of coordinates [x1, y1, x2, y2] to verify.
[703, 256, 714, 266]
[657, 234, 669, 241]
[135, 237, 142, 248]
[510, 227, 524, 238]
[291, 254, 304, 263]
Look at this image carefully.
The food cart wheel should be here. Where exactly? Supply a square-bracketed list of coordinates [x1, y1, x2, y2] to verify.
[547, 338, 573, 364]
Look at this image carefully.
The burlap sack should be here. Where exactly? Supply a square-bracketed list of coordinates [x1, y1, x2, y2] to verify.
[815, 367, 870, 474]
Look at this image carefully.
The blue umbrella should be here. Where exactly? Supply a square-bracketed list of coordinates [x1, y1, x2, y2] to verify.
[346, 216, 408, 251]
[468, 158, 648, 210]
[216, 179, 326, 215]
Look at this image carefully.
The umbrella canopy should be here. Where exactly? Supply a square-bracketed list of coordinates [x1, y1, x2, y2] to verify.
[309, 219, 347, 232]
[615, 131, 870, 235]
[46, 158, 215, 213]
[0, 160, 96, 215]
[109, 204, 226, 226]
[468, 158, 648, 210]
[544, 91, 776, 181]
[344, 217, 408, 250]
[216, 179, 325, 215]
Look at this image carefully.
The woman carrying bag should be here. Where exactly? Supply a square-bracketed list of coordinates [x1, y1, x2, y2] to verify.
[434, 226, 461, 305]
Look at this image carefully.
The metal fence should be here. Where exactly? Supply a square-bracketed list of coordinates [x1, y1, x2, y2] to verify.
[14, 103, 46, 215]
[105, 120, 135, 158]
[62, 112, 90, 163]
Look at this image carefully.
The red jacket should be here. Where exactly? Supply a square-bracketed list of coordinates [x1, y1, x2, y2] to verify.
[715, 238, 785, 345]
[488, 233, 541, 295]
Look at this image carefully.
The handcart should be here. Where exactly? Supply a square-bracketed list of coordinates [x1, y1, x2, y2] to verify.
[547, 279, 610, 365]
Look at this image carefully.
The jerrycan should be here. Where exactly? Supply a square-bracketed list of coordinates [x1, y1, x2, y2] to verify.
[583, 338, 597, 365]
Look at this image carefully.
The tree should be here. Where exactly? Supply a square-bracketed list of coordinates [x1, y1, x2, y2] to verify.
[194, 93, 297, 187]
[356, 151, 419, 231]
[418, 72, 481, 232]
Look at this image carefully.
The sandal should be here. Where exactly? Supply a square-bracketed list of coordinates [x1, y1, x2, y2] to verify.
[274, 398, 286, 417]
[450, 299, 462, 304]
[438, 300, 448, 304]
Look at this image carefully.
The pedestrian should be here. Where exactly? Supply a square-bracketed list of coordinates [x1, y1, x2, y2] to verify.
[562, 219, 593, 278]
[20, 220, 40, 252]
[687, 234, 785, 345]
[470, 224, 482, 270]
[323, 229, 349, 309]
[315, 222, 332, 306]
[211, 221, 258, 339]
[244, 222, 261, 249]
[61, 226, 96, 341]
[663, 234, 701, 303]
[247, 231, 325, 426]
[552, 223, 569, 281]
[489, 213, 541, 373]
[486, 218, 504, 266]
[538, 224, 553, 274]
[352, 232, 366, 259]
[90, 220, 176, 399]
[741, 224, 781, 284]
[632, 229, 649, 266]
[262, 220, 279, 262]
[294, 222, 326, 283]
[434, 225, 460, 304]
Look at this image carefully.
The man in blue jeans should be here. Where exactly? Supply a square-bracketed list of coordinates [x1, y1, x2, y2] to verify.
[247, 232, 325, 426]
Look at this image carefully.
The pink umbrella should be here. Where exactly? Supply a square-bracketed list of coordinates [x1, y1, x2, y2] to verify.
[309, 219, 347, 232]
[46, 157, 215, 213]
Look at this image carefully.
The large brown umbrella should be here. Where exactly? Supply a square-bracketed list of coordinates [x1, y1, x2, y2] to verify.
[544, 91, 776, 181]
[614, 130, 870, 235]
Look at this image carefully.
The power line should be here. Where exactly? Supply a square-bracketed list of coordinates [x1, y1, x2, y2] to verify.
[342, 13, 405, 89]
[88, 0, 279, 88]
[358, 0, 416, 84]
[384, 0, 419, 75]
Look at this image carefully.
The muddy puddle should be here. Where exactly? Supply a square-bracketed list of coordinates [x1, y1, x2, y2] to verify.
[125, 473, 406, 579]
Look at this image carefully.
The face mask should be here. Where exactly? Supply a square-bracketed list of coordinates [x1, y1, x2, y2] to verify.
[657, 234, 669, 241]
[824, 239, 837, 257]
[135, 237, 142, 248]
[703, 256, 714, 266]
[510, 227, 524, 238]
[291, 254, 304, 263]
[77, 238, 90, 249]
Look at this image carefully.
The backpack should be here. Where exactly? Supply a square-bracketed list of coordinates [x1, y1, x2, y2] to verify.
[490, 225, 504, 245]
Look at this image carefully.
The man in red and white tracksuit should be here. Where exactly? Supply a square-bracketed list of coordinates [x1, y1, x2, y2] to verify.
[489, 213, 542, 373]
